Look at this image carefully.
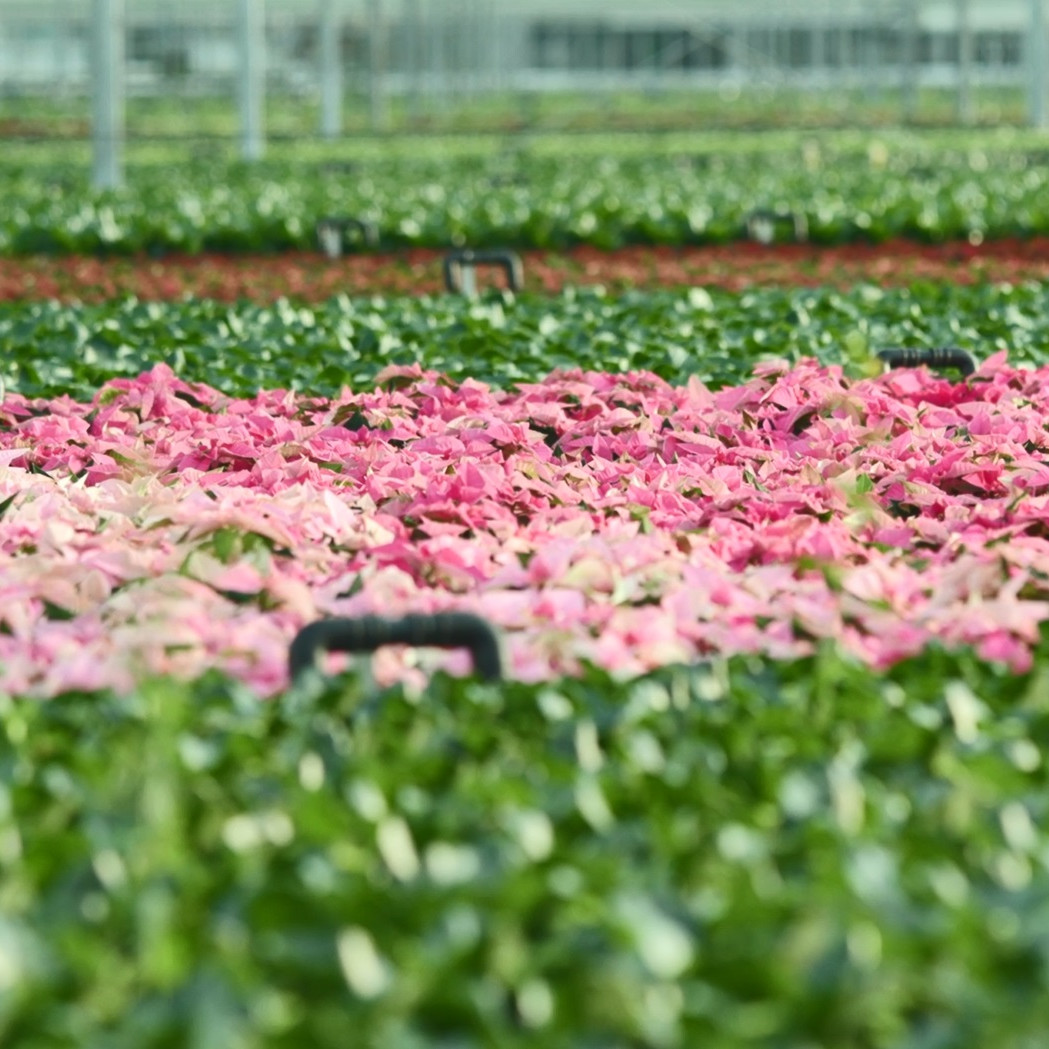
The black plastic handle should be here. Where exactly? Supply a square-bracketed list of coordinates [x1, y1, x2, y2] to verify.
[316, 217, 380, 257]
[289, 612, 503, 684]
[877, 347, 976, 377]
[744, 208, 809, 244]
[443, 249, 524, 294]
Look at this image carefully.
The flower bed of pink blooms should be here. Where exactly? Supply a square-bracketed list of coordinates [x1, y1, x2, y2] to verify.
[1, 354, 1047, 697]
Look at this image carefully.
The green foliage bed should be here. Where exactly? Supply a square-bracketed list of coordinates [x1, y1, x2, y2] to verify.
[5, 645, 1049, 1048]
[1, 279, 1045, 401]
[5, 131, 1049, 254]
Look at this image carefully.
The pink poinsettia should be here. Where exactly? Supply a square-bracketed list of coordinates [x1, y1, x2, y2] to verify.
[3, 358, 1049, 696]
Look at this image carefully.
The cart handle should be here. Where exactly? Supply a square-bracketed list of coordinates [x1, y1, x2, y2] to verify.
[443, 249, 524, 294]
[289, 612, 503, 684]
[316, 216, 380, 257]
[877, 347, 976, 377]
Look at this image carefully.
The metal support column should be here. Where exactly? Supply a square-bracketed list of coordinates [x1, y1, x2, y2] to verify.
[1029, 0, 1048, 128]
[237, 0, 265, 160]
[901, 0, 920, 122]
[448, 0, 464, 100]
[405, 0, 424, 121]
[91, 0, 124, 189]
[811, 23, 825, 79]
[430, 0, 449, 112]
[367, 0, 389, 130]
[957, 0, 973, 123]
[319, 0, 341, 138]
[487, 0, 505, 92]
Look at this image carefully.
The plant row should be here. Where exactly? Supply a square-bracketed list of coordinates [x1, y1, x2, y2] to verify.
[8, 238, 1049, 303]
[4, 279, 1047, 402]
[2, 356, 1048, 698]
[5, 139, 1049, 254]
[4, 646, 1047, 1049]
